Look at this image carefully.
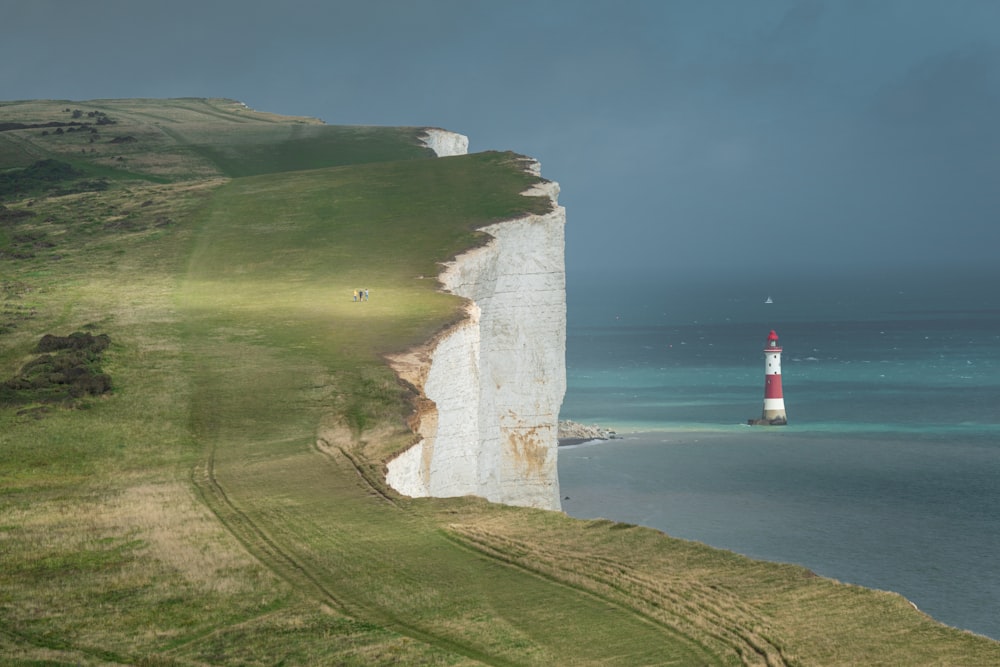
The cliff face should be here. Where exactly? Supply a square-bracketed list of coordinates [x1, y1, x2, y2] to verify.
[387, 135, 566, 511]
[420, 128, 470, 157]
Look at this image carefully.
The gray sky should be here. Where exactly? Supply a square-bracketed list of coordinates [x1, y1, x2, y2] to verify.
[4, 1, 999, 278]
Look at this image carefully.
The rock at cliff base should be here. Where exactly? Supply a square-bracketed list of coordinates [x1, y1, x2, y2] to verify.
[558, 420, 617, 445]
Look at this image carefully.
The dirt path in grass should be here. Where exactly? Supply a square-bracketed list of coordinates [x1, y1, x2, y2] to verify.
[190, 422, 754, 665]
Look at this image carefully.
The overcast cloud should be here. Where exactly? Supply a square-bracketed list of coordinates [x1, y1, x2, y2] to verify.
[3, 1, 999, 279]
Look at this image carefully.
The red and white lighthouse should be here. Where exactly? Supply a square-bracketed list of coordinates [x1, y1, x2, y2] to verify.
[750, 329, 787, 425]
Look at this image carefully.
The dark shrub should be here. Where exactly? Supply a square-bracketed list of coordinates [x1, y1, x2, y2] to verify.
[35, 331, 110, 354]
[2, 332, 113, 409]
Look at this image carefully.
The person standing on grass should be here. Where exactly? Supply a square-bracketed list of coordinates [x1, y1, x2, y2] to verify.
[353, 289, 358, 302]
[364, 288, 369, 301]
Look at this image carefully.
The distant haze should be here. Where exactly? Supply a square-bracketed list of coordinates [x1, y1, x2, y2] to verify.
[4, 1, 999, 279]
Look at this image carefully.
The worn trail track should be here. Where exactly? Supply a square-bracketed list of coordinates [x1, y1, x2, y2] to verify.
[192, 441, 516, 666]
[188, 411, 792, 666]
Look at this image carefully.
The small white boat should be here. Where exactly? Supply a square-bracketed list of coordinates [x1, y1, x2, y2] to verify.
[764, 296, 773, 304]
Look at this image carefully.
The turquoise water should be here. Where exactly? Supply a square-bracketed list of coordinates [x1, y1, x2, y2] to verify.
[558, 268, 1000, 640]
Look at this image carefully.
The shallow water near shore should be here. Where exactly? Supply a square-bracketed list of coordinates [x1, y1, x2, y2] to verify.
[558, 267, 1000, 639]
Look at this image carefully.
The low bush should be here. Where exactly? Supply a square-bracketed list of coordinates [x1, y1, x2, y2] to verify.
[1, 331, 112, 407]
[0, 159, 81, 199]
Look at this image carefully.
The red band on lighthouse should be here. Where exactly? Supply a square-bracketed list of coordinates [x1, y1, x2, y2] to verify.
[765, 374, 783, 399]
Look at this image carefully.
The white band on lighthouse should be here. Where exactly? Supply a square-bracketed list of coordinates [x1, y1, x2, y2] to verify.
[764, 398, 786, 411]
[765, 351, 782, 375]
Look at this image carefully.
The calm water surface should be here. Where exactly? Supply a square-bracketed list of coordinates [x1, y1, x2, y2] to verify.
[558, 268, 1000, 639]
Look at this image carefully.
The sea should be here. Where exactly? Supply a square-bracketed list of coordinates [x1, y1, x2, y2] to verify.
[558, 266, 1000, 641]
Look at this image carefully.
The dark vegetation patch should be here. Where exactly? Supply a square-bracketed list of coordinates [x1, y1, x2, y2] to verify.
[0, 203, 36, 223]
[2, 158, 80, 186]
[0, 159, 109, 201]
[42, 109, 117, 137]
[0, 109, 117, 134]
[67, 108, 116, 124]
[0, 121, 90, 132]
[1, 331, 113, 410]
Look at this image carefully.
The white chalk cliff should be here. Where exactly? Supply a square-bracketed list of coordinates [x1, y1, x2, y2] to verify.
[420, 128, 470, 157]
[387, 133, 565, 511]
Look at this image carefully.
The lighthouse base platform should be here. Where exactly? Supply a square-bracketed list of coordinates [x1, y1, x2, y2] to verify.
[747, 416, 788, 426]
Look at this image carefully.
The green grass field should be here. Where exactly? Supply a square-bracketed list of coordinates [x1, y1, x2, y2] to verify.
[2, 98, 998, 665]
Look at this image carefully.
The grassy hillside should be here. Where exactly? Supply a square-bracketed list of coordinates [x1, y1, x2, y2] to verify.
[1, 98, 998, 666]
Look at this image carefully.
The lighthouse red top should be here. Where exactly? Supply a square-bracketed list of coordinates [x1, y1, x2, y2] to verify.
[766, 330, 781, 351]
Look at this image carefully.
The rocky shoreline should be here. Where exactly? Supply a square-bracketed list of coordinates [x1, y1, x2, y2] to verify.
[557, 420, 617, 446]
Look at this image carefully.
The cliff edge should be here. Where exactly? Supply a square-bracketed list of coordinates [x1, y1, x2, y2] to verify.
[387, 134, 566, 511]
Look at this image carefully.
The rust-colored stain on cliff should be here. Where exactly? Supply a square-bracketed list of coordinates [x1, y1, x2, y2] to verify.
[504, 425, 549, 477]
